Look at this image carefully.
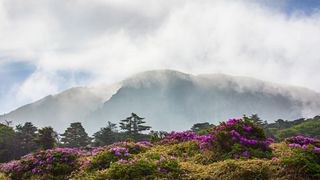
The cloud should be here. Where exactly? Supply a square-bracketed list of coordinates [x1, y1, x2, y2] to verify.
[1, 0, 320, 113]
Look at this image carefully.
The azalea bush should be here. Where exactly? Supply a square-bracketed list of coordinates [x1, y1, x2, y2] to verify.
[106, 154, 183, 179]
[284, 143, 320, 177]
[160, 131, 212, 152]
[285, 136, 320, 146]
[85, 141, 153, 171]
[209, 116, 274, 159]
[0, 148, 80, 180]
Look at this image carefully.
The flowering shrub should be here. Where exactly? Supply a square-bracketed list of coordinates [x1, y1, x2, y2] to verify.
[0, 148, 80, 180]
[85, 141, 153, 171]
[160, 131, 213, 152]
[209, 117, 274, 159]
[106, 154, 182, 179]
[285, 136, 320, 146]
[160, 132, 197, 143]
[284, 143, 320, 177]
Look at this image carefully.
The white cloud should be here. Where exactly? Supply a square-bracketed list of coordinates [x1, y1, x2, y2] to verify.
[0, 0, 320, 113]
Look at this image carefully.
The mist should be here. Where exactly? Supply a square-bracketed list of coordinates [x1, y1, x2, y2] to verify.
[1, 0, 320, 113]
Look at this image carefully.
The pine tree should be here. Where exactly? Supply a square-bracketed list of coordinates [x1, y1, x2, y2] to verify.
[250, 114, 264, 126]
[60, 122, 91, 148]
[35, 127, 57, 150]
[16, 122, 38, 155]
[0, 123, 18, 162]
[93, 121, 119, 146]
[120, 113, 151, 136]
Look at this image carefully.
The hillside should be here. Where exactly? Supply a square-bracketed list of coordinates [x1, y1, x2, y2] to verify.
[1, 70, 320, 134]
[265, 115, 320, 140]
[1, 117, 319, 179]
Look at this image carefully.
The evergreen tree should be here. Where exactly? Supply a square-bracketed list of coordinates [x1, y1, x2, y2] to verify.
[60, 122, 91, 148]
[250, 114, 264, 126]
[191, 122, 214, 133]
[93, 121, 119, 146]
[35, 127, 57, 150]
[16, 122, 38, 155]
[120, 113, 151, 136]
[0, 123, 18, 162]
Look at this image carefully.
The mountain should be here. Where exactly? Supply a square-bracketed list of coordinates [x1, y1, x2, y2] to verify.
[1, 70, 320, 134]
[0, 84, 120, 133]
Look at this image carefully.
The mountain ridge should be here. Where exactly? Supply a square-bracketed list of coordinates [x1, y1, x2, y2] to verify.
[1, 70, 319, 134]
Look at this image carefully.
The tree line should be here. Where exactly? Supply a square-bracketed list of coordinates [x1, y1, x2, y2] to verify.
[0, 113, 151, 163]
[1, 113, 319, 163]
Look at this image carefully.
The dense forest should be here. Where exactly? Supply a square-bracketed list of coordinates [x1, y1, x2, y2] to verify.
[0, 114, 319, 179]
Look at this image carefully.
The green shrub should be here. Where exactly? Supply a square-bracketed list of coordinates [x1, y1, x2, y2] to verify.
[283, 145, 320, 177]
[106, 154, 183, 179]
[209, 116, 274, 160]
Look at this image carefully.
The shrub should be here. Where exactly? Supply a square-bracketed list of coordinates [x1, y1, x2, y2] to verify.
[208, 116, 274, 159]
[85, 147, 130, 171]
[85, 141, 153, 171]
[285, 136, 320, 146]
[283, 144, 320, 177]
[0, 148, 80, 180]
[106, 154, 183, 179]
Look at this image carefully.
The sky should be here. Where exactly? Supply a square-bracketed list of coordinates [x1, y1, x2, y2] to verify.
[0, 0, 320, 114]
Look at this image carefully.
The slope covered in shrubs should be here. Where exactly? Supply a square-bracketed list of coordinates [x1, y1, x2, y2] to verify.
[1, 117, 320, 179]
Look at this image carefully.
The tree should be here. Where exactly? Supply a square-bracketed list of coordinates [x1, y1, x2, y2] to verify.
[191, 122, 214, 133]
[60, 122, 91, 148]
[35, 127, 57, 150]
[250, 114, 264, 126]
[149, 130, 167, 143]
[0, 123, 18, 162]
[93, 121, 119, 146]
[16, 122, 38, 155]
[120, 113, 151, 136]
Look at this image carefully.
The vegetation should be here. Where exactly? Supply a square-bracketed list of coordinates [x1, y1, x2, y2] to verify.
[60, 122, 91, 148]
[0, 114, 320, 179]
[264, 115, 320, 140]
[0, 116, 319, 179]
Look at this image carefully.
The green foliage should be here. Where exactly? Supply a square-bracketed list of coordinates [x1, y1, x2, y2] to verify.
[267, 117, 320, 141]
[86, 151, 129, 171]
[93, 122, 119, 146]
[60, 122, 91, 148]
[0, 124, 17, 163]
[35, 127, 57, 150]
[167, 141, 201, 158]
[283, 145, 320, 178]
[190, 122, 214, 133]
[119, 113, 151, 137]
[16, 122, 38, 155]
[106, 154, 182, 180]
[249, 114, 264, 126]
[1, 148, 80, 180]
[209, 116, 273, 160]
[149, 131, 167, 143]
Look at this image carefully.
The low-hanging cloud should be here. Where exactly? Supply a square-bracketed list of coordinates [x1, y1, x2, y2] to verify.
[1, 0, 320, 113]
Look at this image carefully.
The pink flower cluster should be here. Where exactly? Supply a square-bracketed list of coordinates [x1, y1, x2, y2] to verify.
[286, 136, 320, 152]
[109, 147, 130, 157]
[286, 136, 320, 145]
[0, 148, 80, 177]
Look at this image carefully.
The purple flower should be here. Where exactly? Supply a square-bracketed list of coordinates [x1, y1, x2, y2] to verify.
[242, 151, 250, 157]
[313, 146, 320, 151]
[233, 154, 240, 159]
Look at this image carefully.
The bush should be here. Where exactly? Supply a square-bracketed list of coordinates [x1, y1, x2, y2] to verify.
[283, 144, 320, 177]
[85, 147, 130, 171]
[285, 136, 320, 146]
[208, 116, 274, 159]
[0, 148, 80, 180]
[84, 141, 153, 171]
[106, 154, 183, 179]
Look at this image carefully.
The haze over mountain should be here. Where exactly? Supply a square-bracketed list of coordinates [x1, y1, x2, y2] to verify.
[1, 70, 320, 134]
